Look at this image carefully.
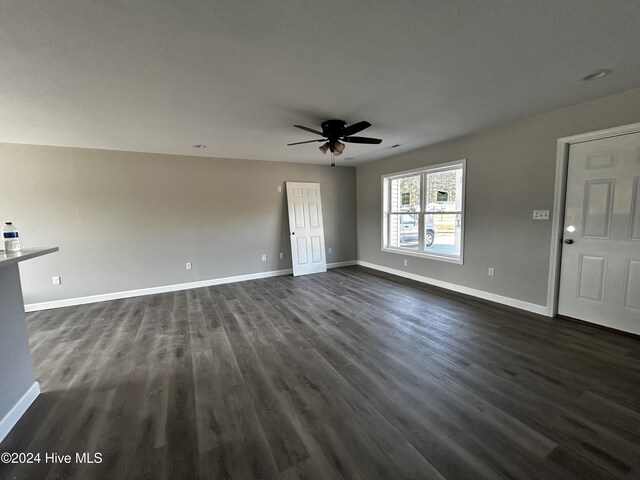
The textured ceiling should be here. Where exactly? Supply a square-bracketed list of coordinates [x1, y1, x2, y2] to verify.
[1, 1, 639, 165]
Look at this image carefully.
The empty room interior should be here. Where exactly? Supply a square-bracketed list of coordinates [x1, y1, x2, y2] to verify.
[1, 2, 640, 479]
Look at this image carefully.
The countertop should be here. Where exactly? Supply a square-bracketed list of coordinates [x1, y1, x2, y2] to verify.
[0, 247, 59, 268]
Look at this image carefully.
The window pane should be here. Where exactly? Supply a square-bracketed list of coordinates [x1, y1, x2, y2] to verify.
[425, 167, 463, 212]
[389, 213, 419, 250]
[390, 175, 421, 213]
[383, 162, 464, 263]
[424, 213, 462, 257]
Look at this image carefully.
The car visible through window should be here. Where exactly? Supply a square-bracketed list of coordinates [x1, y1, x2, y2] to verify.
[399, 214, 435, 247]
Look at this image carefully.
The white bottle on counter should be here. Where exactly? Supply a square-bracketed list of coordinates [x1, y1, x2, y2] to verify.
[3, 222, 21, 252]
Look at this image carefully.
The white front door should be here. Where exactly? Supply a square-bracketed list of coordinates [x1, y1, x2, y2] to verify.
[286, 182, 327, 277]
[558, 131, 640, 334]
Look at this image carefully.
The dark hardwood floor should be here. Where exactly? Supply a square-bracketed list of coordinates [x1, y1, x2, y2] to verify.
[1, 266, 639, 479]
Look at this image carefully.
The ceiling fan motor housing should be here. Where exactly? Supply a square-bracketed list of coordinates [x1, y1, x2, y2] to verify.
[321, 120, 347, 141]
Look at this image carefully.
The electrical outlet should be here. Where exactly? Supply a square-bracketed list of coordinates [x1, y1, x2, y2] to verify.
[185, 262, 192, 270]
[261, 254, 267, 261]
[533, 210, 550, 220]
[279, 252, 284, 259]
[277, 185, 282, 192]
[403, 259, 408, 266]
[488, 267, 495, 277]
[328, 247, 332, 254]
[52, 276, 61, 285]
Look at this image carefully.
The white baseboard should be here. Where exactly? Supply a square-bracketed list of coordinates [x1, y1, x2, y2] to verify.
[25, 259, 545, 316]
[24, 261, 357, 312]
[0, 382, 40, 444]
[327, 260, 357, 268]
[357, 260, 549, 316]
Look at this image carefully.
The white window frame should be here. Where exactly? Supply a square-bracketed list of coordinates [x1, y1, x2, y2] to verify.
[381, 159, 466, 264]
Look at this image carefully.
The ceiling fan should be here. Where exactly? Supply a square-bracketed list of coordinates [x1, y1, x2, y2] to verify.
[287, 120, 382, 165]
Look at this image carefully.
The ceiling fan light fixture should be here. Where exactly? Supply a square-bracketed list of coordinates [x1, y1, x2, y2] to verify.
[319, 142, 330, 154]
[334, 140, 345, 155]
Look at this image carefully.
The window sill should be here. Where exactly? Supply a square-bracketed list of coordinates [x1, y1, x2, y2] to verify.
[381, 247, 463, 265]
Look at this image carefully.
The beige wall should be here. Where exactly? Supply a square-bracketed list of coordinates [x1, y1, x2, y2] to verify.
[356, 87, 640, 308]
[0, 146, 356, 304]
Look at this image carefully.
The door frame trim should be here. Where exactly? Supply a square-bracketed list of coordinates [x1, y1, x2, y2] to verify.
[547, 121, 640, 317]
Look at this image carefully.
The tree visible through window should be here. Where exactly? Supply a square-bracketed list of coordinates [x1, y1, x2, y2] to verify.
[382, 160, 465, 263]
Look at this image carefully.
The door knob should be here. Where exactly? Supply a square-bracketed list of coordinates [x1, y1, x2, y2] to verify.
[563, 239, 574, 244]
[291, 232, 295, 235]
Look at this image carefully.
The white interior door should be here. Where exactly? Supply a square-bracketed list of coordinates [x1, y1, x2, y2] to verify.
[558, 131, 640, 334]
[286, 182, 327, 276]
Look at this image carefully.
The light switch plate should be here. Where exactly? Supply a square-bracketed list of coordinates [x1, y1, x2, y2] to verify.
[52, 276, 61, 285]
[533, 210, 550, 220]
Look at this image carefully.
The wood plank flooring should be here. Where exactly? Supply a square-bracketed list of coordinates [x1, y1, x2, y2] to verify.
[1, 266, 640, 479]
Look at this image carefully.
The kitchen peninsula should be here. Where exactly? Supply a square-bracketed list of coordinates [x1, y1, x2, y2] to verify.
[0, 247, 58, 442]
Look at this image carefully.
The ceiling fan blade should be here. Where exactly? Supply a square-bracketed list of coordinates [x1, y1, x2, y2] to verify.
[287, 139, 325, 146]
[342, 136, 382, 144]
[293, 125, 324, 136]
[342, 121, 371, 137]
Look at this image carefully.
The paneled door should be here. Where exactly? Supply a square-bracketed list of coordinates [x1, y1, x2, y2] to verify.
[558, 131, 640, 334]
[286, 182, 327, 276]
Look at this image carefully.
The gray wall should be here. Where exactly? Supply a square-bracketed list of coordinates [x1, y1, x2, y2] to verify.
[357, 87, 640, 308]
[0, 145, 356, 304]
[0, 264, 37, 426]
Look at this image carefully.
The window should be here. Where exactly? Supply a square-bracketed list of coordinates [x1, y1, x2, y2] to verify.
[382, 160, 465, 263]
